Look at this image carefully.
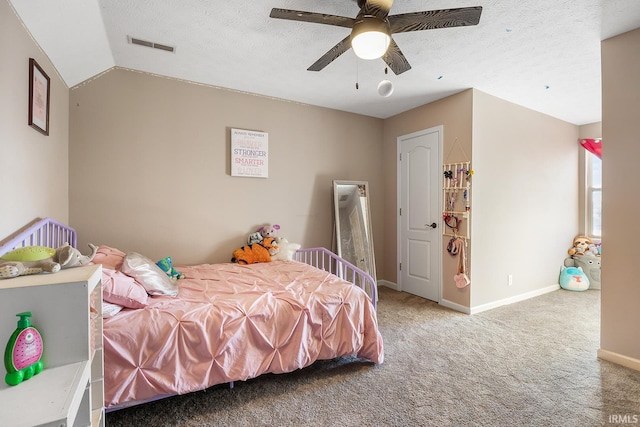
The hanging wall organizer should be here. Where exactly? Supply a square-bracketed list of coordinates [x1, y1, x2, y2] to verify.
[442, 161, 471, 240]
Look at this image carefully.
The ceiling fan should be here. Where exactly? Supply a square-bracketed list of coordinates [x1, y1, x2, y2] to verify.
[270, 0, 482, 75]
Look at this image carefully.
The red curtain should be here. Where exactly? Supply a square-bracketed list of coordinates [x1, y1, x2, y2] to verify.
[580, 138, 601, 159]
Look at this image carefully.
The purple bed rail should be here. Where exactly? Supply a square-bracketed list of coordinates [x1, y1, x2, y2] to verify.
[294, 247, 378, 309]
[0, 217, 77, 256]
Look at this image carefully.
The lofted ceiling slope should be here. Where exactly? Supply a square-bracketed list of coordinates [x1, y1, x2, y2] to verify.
[9, 0, 640, 125]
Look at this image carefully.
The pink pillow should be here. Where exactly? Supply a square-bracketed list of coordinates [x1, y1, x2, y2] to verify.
[92, 245, 126, 270]
[101, 268, 148, 309]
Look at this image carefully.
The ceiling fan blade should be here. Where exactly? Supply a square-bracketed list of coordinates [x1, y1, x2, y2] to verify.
[382, 38, 411, 75]
[270, 8, 355, 28]
[359, 0, 394, 18]
[388, 6, 482, 34]
[308, 36, 352, 72]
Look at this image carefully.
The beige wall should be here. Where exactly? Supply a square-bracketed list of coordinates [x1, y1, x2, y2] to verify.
[600, 28, 640, 365]
[0, 0, 69, 240]
[69, 68, 384, 267]
[382, 89, 578, 310]
[382, 90, 473, 307]
[471, 90, 578, 308]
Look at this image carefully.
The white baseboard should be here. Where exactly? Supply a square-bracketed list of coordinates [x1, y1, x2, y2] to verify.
[377, 282, 560, 316]
[378, 280, 398, 291]
[598, 348, 640, 372]
[440, 299, 471, 314]
[469, 284, 560, 315]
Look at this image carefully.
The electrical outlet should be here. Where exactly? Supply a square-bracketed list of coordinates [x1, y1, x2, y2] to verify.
[508, 274, 513, 286]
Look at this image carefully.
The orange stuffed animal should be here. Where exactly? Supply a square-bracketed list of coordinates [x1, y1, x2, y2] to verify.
[231, 237, 279, 265]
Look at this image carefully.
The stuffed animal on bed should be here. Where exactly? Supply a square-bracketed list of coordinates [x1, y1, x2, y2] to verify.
[271, 237, 301, 261]
[247, 231, 263, 245]
[0, 243, 97, 279]
[156, 256, 184, 280]
[259, 224, 280, 239]
[247, 224, 281, 245]
[231, 237, 279, 265]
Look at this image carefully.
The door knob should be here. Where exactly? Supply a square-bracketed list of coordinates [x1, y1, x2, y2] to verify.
[428, 222, 437, 229]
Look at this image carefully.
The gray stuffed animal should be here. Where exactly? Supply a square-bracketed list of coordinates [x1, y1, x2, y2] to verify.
[0, 243, 98, 279]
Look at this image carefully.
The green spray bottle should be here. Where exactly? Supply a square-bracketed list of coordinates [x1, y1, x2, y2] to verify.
[4, 312, 44, 386]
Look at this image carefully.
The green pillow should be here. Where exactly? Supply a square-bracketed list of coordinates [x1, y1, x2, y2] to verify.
[1, 246, 56, 262]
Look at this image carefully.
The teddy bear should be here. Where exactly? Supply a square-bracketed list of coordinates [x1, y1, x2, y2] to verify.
[231, 237, 279, 265]
[568, 235, 599, 257]
[247, 224, 281, 245]
[259, 224, 280, 239]
[271, 237, 301, 261]
[0, 243, 97, 279]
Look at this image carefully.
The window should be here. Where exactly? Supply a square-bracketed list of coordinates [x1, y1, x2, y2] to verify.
[586, 151, 602, 238]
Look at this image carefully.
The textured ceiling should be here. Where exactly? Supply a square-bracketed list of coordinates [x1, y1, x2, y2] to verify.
[9, 0, 640, 125]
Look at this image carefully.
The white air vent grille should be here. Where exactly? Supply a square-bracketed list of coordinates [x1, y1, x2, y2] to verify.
[127, 36, 176, 53]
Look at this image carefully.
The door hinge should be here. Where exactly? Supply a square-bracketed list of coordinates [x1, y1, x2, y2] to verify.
[399, 263, 402, 271]
[399, 208, 402, 216]
[399, 153, 402, 161]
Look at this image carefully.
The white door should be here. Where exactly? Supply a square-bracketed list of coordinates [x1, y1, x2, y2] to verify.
[397, 127, 442, 302]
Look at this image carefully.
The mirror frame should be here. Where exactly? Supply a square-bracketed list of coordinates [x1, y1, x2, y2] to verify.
[333, 180, 377, 286]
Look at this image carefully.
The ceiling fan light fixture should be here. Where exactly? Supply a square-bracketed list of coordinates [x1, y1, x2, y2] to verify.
[351, 16, 391, 60]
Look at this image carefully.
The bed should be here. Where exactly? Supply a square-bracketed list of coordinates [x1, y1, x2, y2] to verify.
[0, 218, 384, 410]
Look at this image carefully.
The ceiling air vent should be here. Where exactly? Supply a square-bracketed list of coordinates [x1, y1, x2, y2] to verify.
[127, 36, 176, 53]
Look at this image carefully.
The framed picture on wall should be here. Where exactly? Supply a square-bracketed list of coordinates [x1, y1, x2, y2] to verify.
[231, 128, 269, 178]
[28, 58, 50, 135]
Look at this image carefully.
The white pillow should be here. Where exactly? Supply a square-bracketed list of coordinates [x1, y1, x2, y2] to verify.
[121, 252, 178, 296]
[102, 301, 124, 318]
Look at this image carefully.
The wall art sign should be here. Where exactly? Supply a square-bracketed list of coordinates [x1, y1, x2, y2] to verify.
[28, 58, 50, 136]
[231, 128, 268, 178]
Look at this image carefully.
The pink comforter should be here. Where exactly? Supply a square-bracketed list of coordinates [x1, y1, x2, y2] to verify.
[103, 260, 384, 408]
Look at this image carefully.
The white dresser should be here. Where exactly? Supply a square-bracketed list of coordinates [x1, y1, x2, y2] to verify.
[0, 264, 104, 427]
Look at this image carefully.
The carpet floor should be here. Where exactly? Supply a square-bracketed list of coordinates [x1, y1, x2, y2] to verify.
[105, 286, 640, 426]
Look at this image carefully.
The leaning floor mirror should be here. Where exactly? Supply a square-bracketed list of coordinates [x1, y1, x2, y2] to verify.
[333, 180, 377, 293]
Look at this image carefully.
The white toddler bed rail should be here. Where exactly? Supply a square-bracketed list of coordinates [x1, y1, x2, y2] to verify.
[0, 217, 77, 256]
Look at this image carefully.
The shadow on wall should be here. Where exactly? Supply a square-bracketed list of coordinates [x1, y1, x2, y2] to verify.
[301, 174, 336, 251]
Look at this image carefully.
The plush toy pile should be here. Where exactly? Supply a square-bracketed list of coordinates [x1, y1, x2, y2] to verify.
[247, 224, 281, 245]
[232, 224, 301, 264]
[562, 234, 602, 290]
[0, 243, 98, 279]
[567, 235, 600, 257]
